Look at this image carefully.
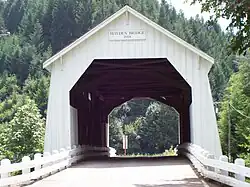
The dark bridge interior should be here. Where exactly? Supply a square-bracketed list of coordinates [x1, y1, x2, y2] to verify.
[70, 58, 192, 148]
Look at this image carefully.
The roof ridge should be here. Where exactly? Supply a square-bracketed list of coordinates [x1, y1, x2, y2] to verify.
[43, 5, 214, 70]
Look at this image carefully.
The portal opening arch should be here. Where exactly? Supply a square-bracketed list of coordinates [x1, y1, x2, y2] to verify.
[108, 97, 180, 155]
[69, 58, 192, 149]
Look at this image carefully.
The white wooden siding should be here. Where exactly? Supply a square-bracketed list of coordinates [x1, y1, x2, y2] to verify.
[44, 11, 222, 158]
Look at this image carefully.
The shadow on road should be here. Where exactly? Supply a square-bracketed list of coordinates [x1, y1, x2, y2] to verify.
[133, 178, 208, 187]
[72, 156, 191, 169]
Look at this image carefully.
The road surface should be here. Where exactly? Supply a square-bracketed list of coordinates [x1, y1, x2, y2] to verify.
[28, 157, 218, 187]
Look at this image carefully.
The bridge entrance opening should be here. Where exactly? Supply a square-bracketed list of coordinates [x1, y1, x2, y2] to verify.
[108, 97, 180, 155]
[70, 58, 192, 149]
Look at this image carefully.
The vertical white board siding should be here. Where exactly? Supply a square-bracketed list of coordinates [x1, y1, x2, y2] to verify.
[189, 103, 195, 143]
[165, 37, 175, 67]
[189, 55, 199, 144]
[44, 58, 72, 152]
[147, 26, 155, 57]
[62, 87, 71, 149]
[61, 12, 199, 90]
[44, 9, 221, 157]
[173, 43, 185, 77]
[70, 107, 78, 146]
[153, 29, 161, 56]
[197, 61, 206, 148]
[44, 61, 62, 152]
[204, 63, 222, 157]
[186, 50, 195, 85]
[44, 63, 55, 152]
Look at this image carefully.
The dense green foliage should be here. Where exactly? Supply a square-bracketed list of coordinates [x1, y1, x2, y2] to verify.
[109, 99, 179, 154]
[0, 98, 45, 162]
[218, 55, 250, 165]
[0, 0, 248, 162]
[190, 0, 250, 55]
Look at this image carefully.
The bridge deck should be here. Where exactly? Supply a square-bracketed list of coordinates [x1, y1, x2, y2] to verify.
[28, 157, 218, 187]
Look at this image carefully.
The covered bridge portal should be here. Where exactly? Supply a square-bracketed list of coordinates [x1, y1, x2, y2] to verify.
[70, 58, 191, 147]
[43, 6, 222, 158]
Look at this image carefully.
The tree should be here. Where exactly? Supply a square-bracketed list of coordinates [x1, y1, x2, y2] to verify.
[218, 56, 250, 160]
[0, 73, 19, 102]
[0, 0, 243, 158]
[137, 102, 179, 154]
[23, 75, 50, 118]
[190, 0, 250, 55]
[0, 0, 6, 32]
[0, 93, 30, 123]
[3, 0, 25, 33]
[51, 0, 93, 53]
[109, 108, 123, 152]
[0, 97, 45, 162]
[123, 117, 142, 154]
[0, 35, 34, 83]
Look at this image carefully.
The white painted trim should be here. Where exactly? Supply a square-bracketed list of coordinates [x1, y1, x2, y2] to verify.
[43, 6, 129, 69]
[178, 143, 250, 187]
[43, 5, 214, 70]
[0, 145, 110, 186]
[125, 6, 214, 64]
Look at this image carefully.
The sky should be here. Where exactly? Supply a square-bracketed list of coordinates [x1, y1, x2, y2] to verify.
[168, 0, 231, 30]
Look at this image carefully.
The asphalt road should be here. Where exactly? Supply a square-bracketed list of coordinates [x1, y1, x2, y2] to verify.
[28, 157, 219, 187]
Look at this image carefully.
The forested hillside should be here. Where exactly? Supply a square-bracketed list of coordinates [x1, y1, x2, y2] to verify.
[0, 0, 248, 163]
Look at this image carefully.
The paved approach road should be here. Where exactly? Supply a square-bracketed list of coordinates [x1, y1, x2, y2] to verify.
[28, 157, 218, 187]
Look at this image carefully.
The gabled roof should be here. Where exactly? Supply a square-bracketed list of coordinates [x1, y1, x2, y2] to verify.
[43, 5, 214, 69]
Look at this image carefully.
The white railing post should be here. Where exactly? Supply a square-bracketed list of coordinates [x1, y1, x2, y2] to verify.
[52, 150, 59, 174]
[202, 151, 209, 170]
[207, 154, 215, 172]
[22, 156, 31, 174]
[60, 148, 66, 157]
[52, 150, 59, 155]
[66, 146, 72, 166]
[0, 159, 11, 178]
[235, 158, 245, 181]
[52, 150, 59, 163]
[34, 153, 42, 171]
[43, 152, 51, 168]
[59, 148, 67, 170]
[219, 155, 229, 176]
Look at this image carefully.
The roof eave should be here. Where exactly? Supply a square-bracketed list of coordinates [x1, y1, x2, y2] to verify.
[125, 6, 214, 64]
[43, 5, 214, 69]
[43, 6, 130, 69]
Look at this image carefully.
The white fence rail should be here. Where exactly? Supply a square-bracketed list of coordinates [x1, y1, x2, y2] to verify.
[178, 143, 250, 187]
[0, 145, 109, 187]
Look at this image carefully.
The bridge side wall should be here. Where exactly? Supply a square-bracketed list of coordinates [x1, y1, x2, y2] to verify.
[189, 58, 222, 158]
[44, 60, 72, 152]
[44, 12, 222, 157]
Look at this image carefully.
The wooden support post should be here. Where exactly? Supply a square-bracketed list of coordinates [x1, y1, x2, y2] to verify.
[106, 120, 109, 147]
[179, 103, 190, 144]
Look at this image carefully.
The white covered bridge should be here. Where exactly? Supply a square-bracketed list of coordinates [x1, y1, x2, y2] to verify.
[0, 6, 249, 187]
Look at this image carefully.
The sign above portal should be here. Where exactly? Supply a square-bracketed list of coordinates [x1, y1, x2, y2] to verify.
[109, 30, 146, 41]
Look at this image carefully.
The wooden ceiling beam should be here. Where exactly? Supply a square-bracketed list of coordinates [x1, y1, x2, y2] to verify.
[100, 91, 181, 98]
[84, 67, 174, 75]
[93, 58, 166, 66]
[74, 72, 186, 92]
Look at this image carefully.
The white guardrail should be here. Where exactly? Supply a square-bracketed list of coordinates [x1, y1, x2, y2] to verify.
[178, 143, 250, 187]
[0, 145, 109, 187]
